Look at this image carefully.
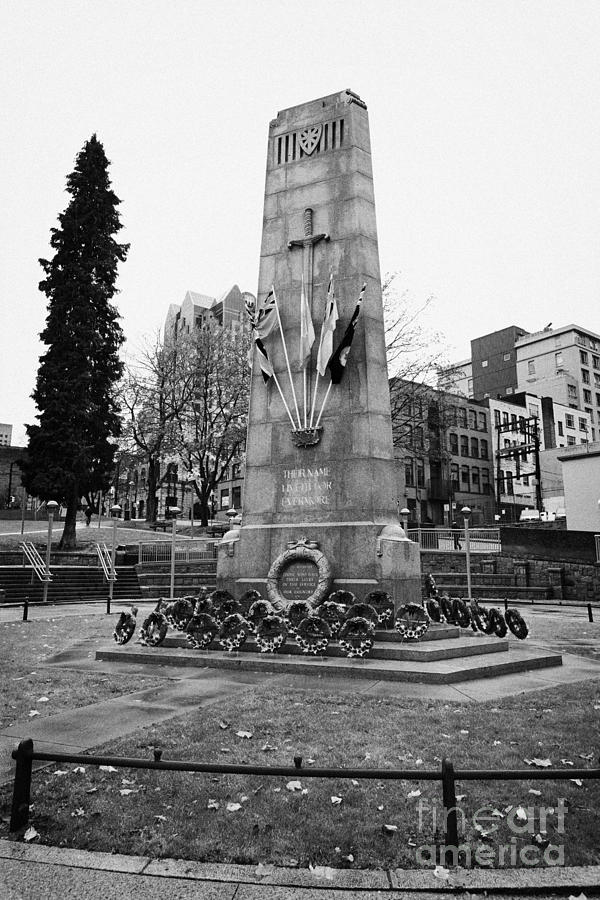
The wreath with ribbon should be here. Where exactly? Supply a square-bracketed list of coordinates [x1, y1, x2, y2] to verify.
[113, 606, 138, 645]
[470, 600, 494, 635]
[346, 602, 379, 625]
[425, 598, 443, 623]
[239, 589, 262, 618]
[439, 594, 456, 625]
[208, 589, 235, 622]
[394, 603, 430, 641]
[505, 608, 529, 639]
[193, 595, 214, 617]
[256, 614, 288, 653]
[219, 613, 250, 651]
[215, 597, 243, 624]
[488, 607, 508, 638]
[295, 615, 331, 655]
[363, 590, 395, 628]
[316, 601, 346, 635]
[327, 589, 357, 613]
[248, 599, 274, 632]
[286, 600, 312, 633]
[338, 616, 375, 658]
[138, 611, 168, 647]
[451, 597, 471, 629]
[169, 597, 195, 631]
[186, 612, 219, 649]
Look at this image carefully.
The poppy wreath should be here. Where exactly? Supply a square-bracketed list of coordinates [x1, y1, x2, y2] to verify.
[439, 594, 456, 624]
[394, 603, 430, 641]
[161, 600, 176, 625]
[170, 597, 195, 631]
[505, 608, 529, 640]
[138, 611, 168, 647]
[363, 590, 395, 628]
[214, 597, 242, 624]
[346, 602, 379, 626]
[316, 601, 346, 636]
[469, 600, 494, 635]
[296, 615, 331, 655]
[248, 599, 274, 632]
[239, 589, 262, 619]
[451, 597, 471, 629]
[425, 597, 443, 623]
[286, 600, 312, 634]
[208, 589, 236, 622]
[186, 613, 219, 649]
[219, 613, 250, 651]
[193, 595, 214, 617]
[338, 616, 375, 658]
[488, 607, 508, 638]
[256, 614, 288, 653]
[328, 589, 357, 614]
[113, 606, 138, 645]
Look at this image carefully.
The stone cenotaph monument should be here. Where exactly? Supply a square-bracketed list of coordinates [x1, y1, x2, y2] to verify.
[217, 89, 420, 610]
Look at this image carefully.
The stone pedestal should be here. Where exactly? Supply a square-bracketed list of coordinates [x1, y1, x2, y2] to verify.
[217, 90, 421, 608]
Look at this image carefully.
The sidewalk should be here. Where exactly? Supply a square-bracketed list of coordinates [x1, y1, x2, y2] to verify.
[1, 840, 600, 899]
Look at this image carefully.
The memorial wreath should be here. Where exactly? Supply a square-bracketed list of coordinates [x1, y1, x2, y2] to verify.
[248, 599, 274, 632]
[169, 597, 195, 631]
[219, 613, 250, 651]
[505, 608, 529, 639]
[256, 614, 288, 653]
[186, 612, 219, 649]
[394, 603, 430, 641]
[295, 615, 331, 655]
[138, 610, 168, 647]
[286, 599, 312, 633]
[113, 606, 138, 645]
[363, 590, 395, 627]
[338, 615, 375, 658]
[316, 600, 346, 635]
[346, 601, 379, 625]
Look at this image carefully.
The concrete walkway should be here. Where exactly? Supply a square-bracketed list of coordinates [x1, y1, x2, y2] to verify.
[1, 841, 599, 899]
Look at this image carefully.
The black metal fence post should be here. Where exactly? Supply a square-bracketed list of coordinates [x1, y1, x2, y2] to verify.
[22, 598, 29, 622]
[106, 594, 111, 615]
[441, 757, 458, 866]
[10, 739, 34, 832]
[588, 603, 593, 623]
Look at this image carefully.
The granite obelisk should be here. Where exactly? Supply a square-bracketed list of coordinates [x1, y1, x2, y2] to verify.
[217, 89, 420, 607]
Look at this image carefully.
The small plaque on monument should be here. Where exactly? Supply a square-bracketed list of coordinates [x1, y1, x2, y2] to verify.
[279, 560, 319, 603]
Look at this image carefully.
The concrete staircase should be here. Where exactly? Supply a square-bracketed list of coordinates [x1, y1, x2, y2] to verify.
[97, 622, 562, 684]
[0, 566, 141, 604]
[136, 562, 217, 599]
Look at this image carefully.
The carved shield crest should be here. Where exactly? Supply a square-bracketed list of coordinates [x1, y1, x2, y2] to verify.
[298, 124, 322, 156]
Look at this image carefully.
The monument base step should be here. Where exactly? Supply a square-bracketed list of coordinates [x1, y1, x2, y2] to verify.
[161, 633, 508, 662]
[96, 642, 562, 684]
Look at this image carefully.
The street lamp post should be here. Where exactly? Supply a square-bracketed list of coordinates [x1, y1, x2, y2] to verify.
[107, 504, 122, 614]
[400, 507, 410, 533]
[169, 507, 181, 601]
[42, 501, 58, 603]
[461, 506, 472, 600]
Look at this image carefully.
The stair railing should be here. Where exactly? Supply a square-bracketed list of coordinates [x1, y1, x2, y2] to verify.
[95, 542, 116, 584]
[20, 542, 52, 583]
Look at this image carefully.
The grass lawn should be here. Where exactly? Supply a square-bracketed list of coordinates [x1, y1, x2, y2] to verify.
[0, 615, 165, 729]
[1, 674, 599, 870]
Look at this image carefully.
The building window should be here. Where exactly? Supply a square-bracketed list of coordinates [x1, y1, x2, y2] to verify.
[232, 462, 242, 479]
[567, 435, 576, 445]
[459, 408, 467, 428]
[480, 439, 488, 459]
[481, 359, 488, 368]
[451, 464, 459, 491]
[468, 409, 477, 430]
[503, 352, 511, 361]
[565, 414, 575, 428]
[467, 378, 473, 395]
[506, 471, 514, 495]
[232, 486, 242, 508]
[449, 433, 458, 454]
[471, 467, 480, 492]
[405, 459, 414, 487]
[585, 408, 594, 423]
[220, 489, 230, 509]
[568, 384, 578, 399]
[582, 369, 590, 384]
[481, 469, 490, 494]
[583, 389, 592, 403]
[494, 409, 501, 427]
[580, 350, 589, 364]
[416, 459, 425, 488]
[461, 466, 470, 489]
[557, 421, 564, 436]
[528, 405, 539, 418]
[527, 360, 535, 375]
[460, 435, 469, 456]
[506, 386, 514, 394]
[502, 412, 509, 425]
[414, 426, 424, 449]
[478, 411, 487, 430]
[523, 473, 530, 486]
[510, 413, 517, 430]
[596, 393, 600, 407]
[593, 355, 600, 369]
[555, 351, 563, 366]
[470, 437, 479, 457]
[579, 417, 588, 431]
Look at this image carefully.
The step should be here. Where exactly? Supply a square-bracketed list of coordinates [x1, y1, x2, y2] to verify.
[96, 642, 562, 684]
[161, 632, 508, 662]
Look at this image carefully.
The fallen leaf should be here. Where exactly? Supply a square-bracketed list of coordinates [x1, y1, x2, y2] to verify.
[331, 796, 343, 805]
[528, 789, 541, 796]
[53, 770, 68, 777]
[207, 799, 219, 810]
[85, 787, 98, 794]
[351, 780, 359, 787]
[382, 823, 398, 834]
[71, 808, 85, 817]
[309, 864, 335, 880]
[561, 759, 574, 766]
[407, 789, 421, 798]
[415, 758, 423, 765]
[261, 743, 278, 752]
[515, 806, 528, 822]
[236, 730, 253, 739]
[28, 711, 40, 718]
[407, 838, 417, 847]
[119, 789, 136, 796]
[377, 804, 384, 811]
[579, 752, 594, 761]
[456, 794, 466, 802]
[99, 765, 117, 773]
[493, 740, 502, 746]
[433, 864, 450, 881]
[24, 826, 39, 842]
[255, 863, 275, 877]
[524, 757, 551, 768]
[37, 697, 49, 703]
[219, 721, 229, 729]
[345, 853, 354, 862]
[154, 814, 167, 821]
[570, 779, 583, 787]
[73, 767, 86, 774]
[286, 781, 302, 792]
[227, 802, 242, 812]
[220, 748, 230, 753]
[460, 729, 469, 735]
[490, 808, 504, 818]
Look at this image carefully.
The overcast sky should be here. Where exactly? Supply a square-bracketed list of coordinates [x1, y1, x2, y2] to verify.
[2, 0, 600, 445]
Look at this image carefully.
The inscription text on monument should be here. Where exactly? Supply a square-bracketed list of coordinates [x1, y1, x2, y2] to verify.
[280, 560, 320, 603]
[280, 467, 332, 509]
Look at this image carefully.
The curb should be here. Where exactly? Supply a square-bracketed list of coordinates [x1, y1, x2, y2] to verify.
[1, 840, 600, 893]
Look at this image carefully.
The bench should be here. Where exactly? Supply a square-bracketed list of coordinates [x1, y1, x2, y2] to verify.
[150, 520, 169, 532]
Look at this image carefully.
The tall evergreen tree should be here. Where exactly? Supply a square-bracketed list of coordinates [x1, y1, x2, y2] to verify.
[22, 135, 129, 549]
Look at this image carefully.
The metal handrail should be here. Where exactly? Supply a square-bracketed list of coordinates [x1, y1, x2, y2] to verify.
[19, 542, 51, 583]
[407, 528, 501, 553]
[138, 540, 218, 565]
[95, 542, 115, 583]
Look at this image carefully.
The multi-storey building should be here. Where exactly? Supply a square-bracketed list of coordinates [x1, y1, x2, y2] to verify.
[164, 285, 253, 341]
[0, 424, 12, 447]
